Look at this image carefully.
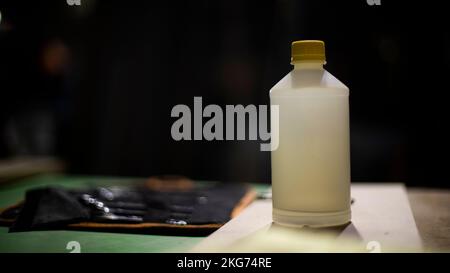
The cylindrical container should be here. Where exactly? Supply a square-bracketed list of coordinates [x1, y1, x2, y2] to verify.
[270, 40, 351, 227]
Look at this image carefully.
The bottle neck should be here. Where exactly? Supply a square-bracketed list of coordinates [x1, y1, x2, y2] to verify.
[293, 62, 324, 70]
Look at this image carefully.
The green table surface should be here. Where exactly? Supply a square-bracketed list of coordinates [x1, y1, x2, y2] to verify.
[0, 174, 267, 253]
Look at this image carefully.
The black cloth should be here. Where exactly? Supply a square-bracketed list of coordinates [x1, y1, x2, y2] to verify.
[1, 183, 250, 236]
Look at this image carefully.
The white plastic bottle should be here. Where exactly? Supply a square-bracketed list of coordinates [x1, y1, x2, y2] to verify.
[270, 40, 351, 227]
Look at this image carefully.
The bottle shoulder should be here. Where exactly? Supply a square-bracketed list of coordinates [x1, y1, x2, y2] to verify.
[270, 69, 349, 96]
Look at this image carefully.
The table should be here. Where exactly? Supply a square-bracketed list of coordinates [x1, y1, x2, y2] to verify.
[408, 188, 450, 252]
[0, 175, 448, 252]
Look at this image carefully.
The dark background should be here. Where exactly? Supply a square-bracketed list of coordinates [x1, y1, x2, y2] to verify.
[1, 0, 449, 187]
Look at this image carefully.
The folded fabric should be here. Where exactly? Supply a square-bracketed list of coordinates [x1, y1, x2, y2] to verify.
[0, 178, 255, 236]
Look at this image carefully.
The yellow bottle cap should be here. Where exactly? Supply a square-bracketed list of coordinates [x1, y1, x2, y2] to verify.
[291, 40, 326, 64]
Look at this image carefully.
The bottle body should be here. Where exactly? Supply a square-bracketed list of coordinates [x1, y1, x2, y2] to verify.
[270, 66, 351, 227]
